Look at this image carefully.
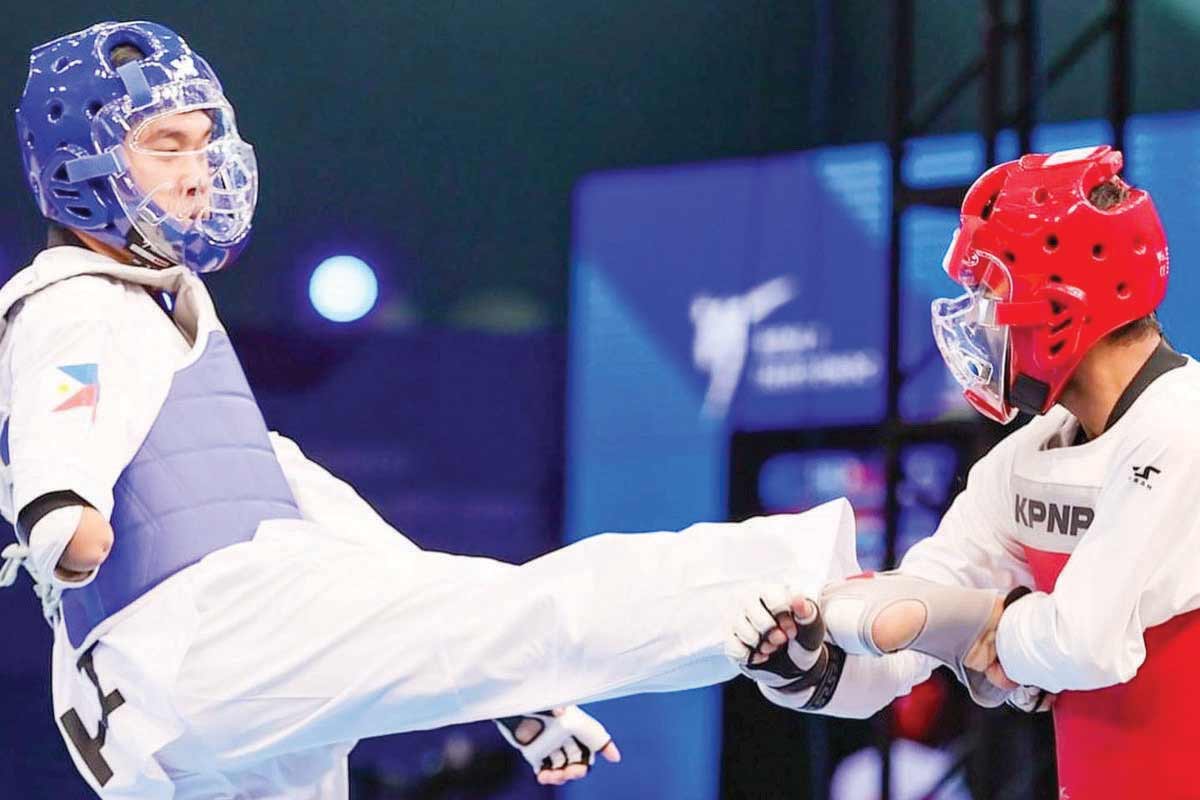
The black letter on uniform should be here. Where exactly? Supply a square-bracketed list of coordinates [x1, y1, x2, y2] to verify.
[1070, 506, 1095, 536]
[1015, 495, 1029, 527]
[1047, 503, 1070, 535]
[60, 647, 125, 787]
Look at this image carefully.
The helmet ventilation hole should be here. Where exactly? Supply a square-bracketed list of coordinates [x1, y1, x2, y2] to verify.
[1050, 300, 1066, 315]
[1045, 234, 1059, 252]
[1132, 236, 1147, 255]
[1050, 318, 1072, 335]
[1049, 341, 1066, 356]
[981, 193, 999, 220]
[67, 205, 93, 219]
[86, 100, 103, 119]
[1092, 243, 1105, 260]
[1116, 282, 1131, 299]
[47, 101, 63, 122]
[52, 57, 70, 73]
[1033, 187, 1049, 204]
[1003, 250, 1017, 263]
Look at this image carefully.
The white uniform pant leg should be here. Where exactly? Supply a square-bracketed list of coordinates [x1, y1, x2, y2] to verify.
[156, 741, 352, 800]
[168, 499, 857, 773]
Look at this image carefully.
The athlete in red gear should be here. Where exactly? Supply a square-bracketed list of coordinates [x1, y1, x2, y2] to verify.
[733, 146, 1200, 799]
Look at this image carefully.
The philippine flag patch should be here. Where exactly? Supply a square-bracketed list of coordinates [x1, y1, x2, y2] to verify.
[53, 363, 99, 420]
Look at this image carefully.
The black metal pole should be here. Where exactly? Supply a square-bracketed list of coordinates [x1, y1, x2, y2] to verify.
[1017, 0, 1038, 155]
[982, 0, 1003, 166]
[885, 0, 912, 573]
[1111, 0, 1131, 157]
[882, 2, 915, 798]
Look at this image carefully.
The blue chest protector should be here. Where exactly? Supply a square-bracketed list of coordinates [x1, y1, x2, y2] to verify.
[61, 330, 301, 648]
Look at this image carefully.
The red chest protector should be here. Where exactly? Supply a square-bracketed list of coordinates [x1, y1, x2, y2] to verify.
[1024, 547, 1200, 799]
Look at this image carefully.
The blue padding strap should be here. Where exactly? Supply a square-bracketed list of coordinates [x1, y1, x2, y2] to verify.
[64, 151, 123, 182]
[117, 61, 154, 109]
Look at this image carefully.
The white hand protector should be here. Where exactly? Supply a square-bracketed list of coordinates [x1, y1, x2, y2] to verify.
[725, 584, 846, 710]
[495, 706, 613, 774]
[1006, 684, 1056, 713]
[819, 572, 1008, 707]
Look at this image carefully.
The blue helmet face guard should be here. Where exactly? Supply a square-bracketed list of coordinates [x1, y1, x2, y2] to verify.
[92, 79, 258, 272]
[15, 21, 258, 273]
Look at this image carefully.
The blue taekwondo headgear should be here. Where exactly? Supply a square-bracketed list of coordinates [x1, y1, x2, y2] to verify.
[15, 21, 257, 273]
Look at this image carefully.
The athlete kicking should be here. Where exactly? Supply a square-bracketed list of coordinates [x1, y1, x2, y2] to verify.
[0, 21, 884, 799]
[730, 146, 1200, 798]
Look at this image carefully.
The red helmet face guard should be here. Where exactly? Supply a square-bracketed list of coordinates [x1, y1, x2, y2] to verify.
[933, 145, 1169, 422]
[932, 240, 1018, 423]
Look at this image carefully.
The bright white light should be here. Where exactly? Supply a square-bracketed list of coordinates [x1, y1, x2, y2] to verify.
[309, 255, 379, 322]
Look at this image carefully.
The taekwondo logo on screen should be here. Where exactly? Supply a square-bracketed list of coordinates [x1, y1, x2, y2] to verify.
[689, 276, 881, 418]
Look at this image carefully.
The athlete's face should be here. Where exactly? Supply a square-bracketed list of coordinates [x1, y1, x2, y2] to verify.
[124, 110, 213, 225]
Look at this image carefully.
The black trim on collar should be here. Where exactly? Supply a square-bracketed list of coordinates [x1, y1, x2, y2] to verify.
[1072, 424, 1089, 447]
[47, 225, 86, 249]
[1103, 340, 1187, 433]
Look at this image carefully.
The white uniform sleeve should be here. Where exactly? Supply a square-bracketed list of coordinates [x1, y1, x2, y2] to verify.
[6, 290, 150, 523]
[898, 434, 1033, 592]
[996, 430, 1200, 692]
[268, 432, 419, 552]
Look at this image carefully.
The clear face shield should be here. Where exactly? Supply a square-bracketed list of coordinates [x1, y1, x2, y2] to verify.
[930, 234, 1017, 423]
[92, 79, 257, 271]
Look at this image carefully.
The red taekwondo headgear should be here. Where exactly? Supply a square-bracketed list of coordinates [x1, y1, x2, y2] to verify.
[932, 145, 1169, 423]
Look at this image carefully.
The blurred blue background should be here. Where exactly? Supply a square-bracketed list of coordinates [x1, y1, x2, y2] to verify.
[2, 2, 1200, 799]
